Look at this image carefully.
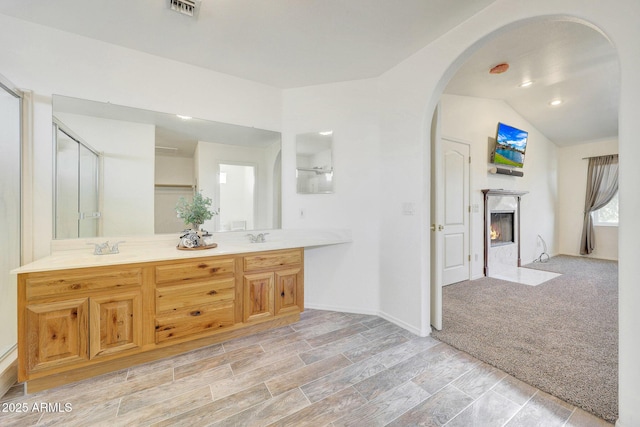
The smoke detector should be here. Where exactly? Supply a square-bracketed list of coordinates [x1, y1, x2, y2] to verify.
[489, 63, 509, 74]
[169, 0, 201, 18]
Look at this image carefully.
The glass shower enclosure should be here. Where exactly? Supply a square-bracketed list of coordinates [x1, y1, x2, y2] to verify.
[0, 75, 21, 363]
[53, 119, 101, 239]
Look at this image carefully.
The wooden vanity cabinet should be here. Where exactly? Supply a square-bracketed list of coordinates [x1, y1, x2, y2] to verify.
[18, 266, 144, 378]
[242, 249, 304, 321]
[17, 248, 304, 392]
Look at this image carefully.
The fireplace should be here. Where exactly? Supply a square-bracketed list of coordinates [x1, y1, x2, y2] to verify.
[490, 211, 515, 246]
[482, 189, 528, 276]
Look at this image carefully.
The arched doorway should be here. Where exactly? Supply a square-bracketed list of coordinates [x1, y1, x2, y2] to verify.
[428, 17, 619, 422]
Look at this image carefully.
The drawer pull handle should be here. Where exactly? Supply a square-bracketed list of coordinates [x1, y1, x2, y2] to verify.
[208, 290, 218, 295]
[281, 291, 285, 297]
[190, 310, 202, 316]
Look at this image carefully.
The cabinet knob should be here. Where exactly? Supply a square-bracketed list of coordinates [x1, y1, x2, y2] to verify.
[281, 291, 285, 297]
[190, 310, 202, 316]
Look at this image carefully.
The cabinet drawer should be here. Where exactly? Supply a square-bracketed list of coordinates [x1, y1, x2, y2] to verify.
[155, 258, 235, 285]
[155, 301, 235, 343]
[25, 268, 142, 301]
[243, 250, 302, 272]
[156, 278, 235, 314]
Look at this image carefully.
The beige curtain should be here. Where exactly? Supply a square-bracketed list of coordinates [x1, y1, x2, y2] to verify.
[580, 154, 619, 255]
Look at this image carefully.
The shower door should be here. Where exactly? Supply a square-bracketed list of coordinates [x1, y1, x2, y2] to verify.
[0, 75, 21, 362]
[54, 120, 101, 239]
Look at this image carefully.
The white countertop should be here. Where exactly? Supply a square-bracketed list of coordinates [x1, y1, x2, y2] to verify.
[13, 229, 351, 274]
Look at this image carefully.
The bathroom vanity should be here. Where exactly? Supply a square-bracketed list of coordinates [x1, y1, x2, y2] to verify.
[14, 230, 350, 392]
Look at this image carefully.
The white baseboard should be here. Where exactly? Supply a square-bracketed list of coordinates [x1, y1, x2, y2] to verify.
[377, 310, 425, 336]
[304, 303, 426, 337]
[304, 303, 379, 316]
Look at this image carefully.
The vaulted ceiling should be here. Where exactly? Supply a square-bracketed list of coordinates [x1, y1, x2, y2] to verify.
[0, 1, 619, 145]
[445, 20, 619, 146]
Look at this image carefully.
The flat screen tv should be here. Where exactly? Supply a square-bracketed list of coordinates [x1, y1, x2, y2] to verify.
[492, 122, 528, 168]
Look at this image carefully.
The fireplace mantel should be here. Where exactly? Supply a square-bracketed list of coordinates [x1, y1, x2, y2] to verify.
[482, 189, 528, 276]
[481, 189, 529, 197]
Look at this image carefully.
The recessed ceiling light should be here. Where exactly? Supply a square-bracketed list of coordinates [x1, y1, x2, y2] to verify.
[176, 114, 192, 120]
[319, 131, 333, 136]
[518, 80, 533, 88]
[549, 99, 563, 106]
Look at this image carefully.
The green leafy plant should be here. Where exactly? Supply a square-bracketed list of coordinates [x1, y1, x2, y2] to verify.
[176, 191, 217, 229]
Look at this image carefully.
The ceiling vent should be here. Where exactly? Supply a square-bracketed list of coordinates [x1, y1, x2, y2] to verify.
[169, 0, 200, 18]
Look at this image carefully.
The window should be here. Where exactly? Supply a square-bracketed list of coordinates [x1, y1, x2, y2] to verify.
[593, 192, 618, 226]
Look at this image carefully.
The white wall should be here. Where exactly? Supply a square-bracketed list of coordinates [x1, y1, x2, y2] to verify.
[558, 138, 619, 260]
[283, 79, 383, 319]
[440, 94, 559, 276]
[55, 112, 155, 236]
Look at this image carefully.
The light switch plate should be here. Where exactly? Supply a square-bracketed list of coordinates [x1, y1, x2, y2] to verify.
[402, 202, 415, 215]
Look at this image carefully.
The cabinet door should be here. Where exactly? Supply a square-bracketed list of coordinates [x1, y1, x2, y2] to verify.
[243, 272, 274, 323]
[26, 298, 89, 373]
[275, 268, 301, 315]
[90, 291, 142, 359]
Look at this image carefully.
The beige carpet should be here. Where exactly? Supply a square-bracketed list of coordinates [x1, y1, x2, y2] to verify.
[431, 255, 618, 423]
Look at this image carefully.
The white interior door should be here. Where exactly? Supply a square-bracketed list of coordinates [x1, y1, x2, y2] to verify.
[431, 136, 470, 331]
[442, 138, 470, 285]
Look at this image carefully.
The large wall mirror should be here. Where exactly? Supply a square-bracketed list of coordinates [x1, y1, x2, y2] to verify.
[296, 131, 334, 194]
[52, 95, 282, 239]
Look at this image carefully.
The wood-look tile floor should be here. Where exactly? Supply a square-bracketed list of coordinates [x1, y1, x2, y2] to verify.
[0, 310, 613, 426]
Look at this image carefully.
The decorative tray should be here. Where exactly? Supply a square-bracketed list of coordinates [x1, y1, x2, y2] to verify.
[176, 243, 218, 251]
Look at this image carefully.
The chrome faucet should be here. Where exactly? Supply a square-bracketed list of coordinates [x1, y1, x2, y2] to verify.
[246, 233, 269, 243]
[88, 241, 124, 255]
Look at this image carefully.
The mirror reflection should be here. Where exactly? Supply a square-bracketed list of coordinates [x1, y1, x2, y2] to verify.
[296, 131, 334, 194]
[52, 95, 282, 239]
[53, 119, 101, 239]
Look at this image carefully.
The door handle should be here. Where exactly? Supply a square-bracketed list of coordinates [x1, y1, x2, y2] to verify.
[431, 224, 436, 231]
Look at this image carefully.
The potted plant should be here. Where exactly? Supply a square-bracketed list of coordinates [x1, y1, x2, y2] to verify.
[175, 190, 217, 232]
